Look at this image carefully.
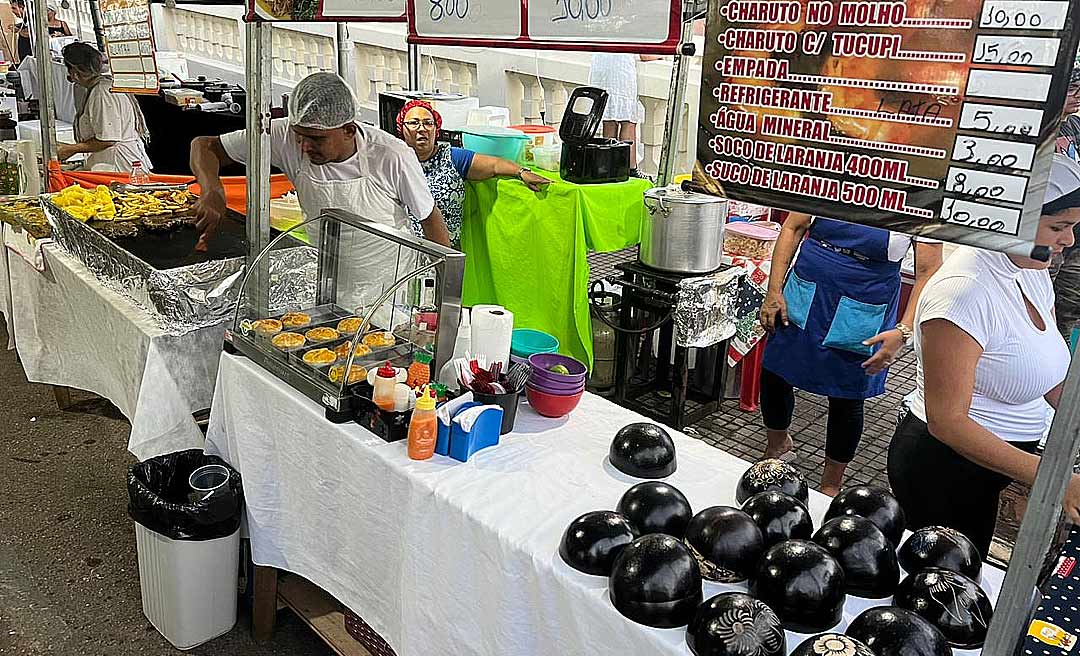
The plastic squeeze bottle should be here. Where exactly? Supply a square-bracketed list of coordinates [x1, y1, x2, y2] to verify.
[373, 361, 398, 411]
[407, 386, 439, 460]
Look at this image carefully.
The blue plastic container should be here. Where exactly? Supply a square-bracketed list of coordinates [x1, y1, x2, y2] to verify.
[462, 127, 530, 163]
[511, 328, 560, 358]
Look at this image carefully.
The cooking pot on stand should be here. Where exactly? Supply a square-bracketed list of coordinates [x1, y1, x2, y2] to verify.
[640, 184, 727, 274]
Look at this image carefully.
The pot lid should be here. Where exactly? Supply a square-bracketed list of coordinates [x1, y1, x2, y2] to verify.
[726, 221, 781, 240]
[644, 185, 726, 205]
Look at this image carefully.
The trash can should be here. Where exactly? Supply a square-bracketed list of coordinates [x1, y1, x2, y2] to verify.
[128, 450, 244, 650]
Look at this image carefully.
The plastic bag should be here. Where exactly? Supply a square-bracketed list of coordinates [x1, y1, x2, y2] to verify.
[127, 449, 243, 541]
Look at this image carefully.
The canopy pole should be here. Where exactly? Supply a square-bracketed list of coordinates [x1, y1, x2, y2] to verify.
[656, 3, 697, 186]
[30, 0, 54, 190]
[86, 0, 106, 52]
[983, 349, 1080, 655]
[335, 22, 350, 80]
[245, 20, 272, 315]
[407, 43, 420, 90]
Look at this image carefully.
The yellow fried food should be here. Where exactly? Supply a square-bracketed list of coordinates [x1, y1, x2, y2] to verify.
[329, 364, 367, 384]
[362, 331, 396, 348]
[271, 332, 305, 350]
[334, 341, 372, 361]
[336, 317, 364, 334]
[280, 312, 311, 328]
[52, 184, 116, 221]
[305, 327, 340, 342]
[252, 319, 283, 336]
[302, 348, 336, 366]
[113, 189, 195, 219]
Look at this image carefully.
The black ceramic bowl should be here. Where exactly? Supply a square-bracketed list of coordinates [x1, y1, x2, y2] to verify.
[899, 526, 983, 580]
[894, 568, 994, 649]
[847, 606, 953, 656]
[812, 516, 900, 599]
[684, 506, 765, 583]
[609, 534, 703, 628]
[824, 485, 906, 546]
[687, 592, 786, 656]
[609, 422, 677, 479]
[616, 481, 693, 538]
[558, 510, 639, 576]
[742, 490, 813, 548]
[749, 540, 846, 633]
[790, 633, 875, 656]
[735, 459, 809, 505]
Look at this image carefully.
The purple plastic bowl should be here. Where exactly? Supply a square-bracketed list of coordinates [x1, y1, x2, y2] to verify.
[528, 353, 588, 380]
[528, 377, 586, 395]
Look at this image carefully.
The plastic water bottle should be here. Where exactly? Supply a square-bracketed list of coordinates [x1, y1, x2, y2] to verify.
[129, 160, 149, 185]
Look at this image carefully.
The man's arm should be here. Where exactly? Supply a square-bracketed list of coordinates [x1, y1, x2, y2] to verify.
[56, 139, 114, 161]
[190, 135, 236, 250]
[420, 206, 451, 247]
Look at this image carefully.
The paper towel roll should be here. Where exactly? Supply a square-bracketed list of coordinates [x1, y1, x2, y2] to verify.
[471, 305, 514, 371]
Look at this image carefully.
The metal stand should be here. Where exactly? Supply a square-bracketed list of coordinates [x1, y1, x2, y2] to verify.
[244, 21, 271, 316]
[30, 0, 55, 190]
[335, 23, 351, 80]
[983, 349, 1080, 655]
[86, 0, 106, 52]
[656, 1, 704, 186]
[407, 43, 421, 90]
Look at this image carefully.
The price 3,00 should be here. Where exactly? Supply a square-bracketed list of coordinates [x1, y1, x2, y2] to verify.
[553, 0, 613, 22]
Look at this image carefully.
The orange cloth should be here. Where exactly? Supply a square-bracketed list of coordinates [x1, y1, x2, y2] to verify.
[46, 161, 295, 215]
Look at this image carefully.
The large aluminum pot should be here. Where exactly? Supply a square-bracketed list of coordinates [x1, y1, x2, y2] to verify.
[640, 186, 728, 274]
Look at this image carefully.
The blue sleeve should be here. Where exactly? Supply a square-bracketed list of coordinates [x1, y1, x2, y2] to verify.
[450, 147, 476, 179]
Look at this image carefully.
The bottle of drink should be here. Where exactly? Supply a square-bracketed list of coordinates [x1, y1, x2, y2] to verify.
[407, 386, 439, 460]
[373, 361, 398, 412]
[129, 160, 149, 185]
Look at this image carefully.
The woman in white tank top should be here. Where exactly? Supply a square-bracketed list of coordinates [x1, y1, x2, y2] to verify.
[888, 155, 1080, 557]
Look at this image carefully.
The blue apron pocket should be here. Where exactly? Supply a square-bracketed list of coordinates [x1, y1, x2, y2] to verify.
[782, 272, 816, 330]
[823, 296, 888, 355]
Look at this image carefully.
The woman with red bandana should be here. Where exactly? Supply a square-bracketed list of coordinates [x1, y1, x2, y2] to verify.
[396, 100, 551, 248]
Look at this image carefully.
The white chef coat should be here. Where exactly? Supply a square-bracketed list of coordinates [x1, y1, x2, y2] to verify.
[75, 79, 152, 172]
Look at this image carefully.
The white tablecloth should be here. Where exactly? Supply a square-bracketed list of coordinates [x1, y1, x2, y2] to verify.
[7, 233, 227, 460]
[206, 353, 1004, 656]
[0, 227, 13, 349]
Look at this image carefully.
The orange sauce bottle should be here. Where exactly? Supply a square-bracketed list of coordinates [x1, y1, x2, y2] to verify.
[407, 386, 438, 460]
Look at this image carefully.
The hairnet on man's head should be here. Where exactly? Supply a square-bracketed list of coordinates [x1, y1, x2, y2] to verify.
[288, 72, 358, 130]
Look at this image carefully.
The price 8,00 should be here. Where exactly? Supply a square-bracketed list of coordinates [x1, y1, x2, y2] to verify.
[429, 0, 467, 21]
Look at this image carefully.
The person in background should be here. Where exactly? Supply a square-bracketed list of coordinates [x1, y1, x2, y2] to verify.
[10, 0, 30, 61]
[55, 42, 152, 172]
[888, 154, 1080, 558]
[1052, 69, 1080, 339]
[396, 99, 550, 249]
[588, 53, 661, 173]
[45, 2, 71, 37]
[759, 214, 942, 496]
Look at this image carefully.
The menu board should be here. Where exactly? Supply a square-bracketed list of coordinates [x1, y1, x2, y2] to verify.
[246, 0, 405, 22]
[406, 0, 682, 54]
[695, 0, 1080, 255]
[100, 0, 160, 93]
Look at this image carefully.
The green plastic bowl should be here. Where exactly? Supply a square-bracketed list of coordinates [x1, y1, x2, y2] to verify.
[511, 328, 560, 358]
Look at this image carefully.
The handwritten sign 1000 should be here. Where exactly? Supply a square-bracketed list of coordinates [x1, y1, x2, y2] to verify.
[695, 0, 1080, 252]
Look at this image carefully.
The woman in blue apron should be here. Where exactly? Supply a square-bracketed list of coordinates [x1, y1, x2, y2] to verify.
[759, 214, 942, 495]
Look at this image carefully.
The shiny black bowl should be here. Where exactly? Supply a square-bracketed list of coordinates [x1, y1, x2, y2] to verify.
[899, 526, 983, 580]
[812, 516, 900, 599]
[617, 481, 693, 538]
[824, 485, 906, 546]
[686, 592, 786, 656]
[684, 506, 764, 583]
[609, 534, 703, 628]
[558, 510, 639, 576]
[735, 459, 809, 505]
[894, 568, 993, 649]
[847, 606, 953, 656]
[742, 490, 813, 548]
[790, 633, 875, 656]
[749, 540, 846, 633]
[609, 422, 677, 479]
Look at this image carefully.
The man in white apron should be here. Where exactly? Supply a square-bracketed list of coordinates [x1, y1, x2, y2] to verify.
[190, 72, 451, 315]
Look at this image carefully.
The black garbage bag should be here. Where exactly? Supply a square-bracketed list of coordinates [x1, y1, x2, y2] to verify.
[128, 450, 243, 541]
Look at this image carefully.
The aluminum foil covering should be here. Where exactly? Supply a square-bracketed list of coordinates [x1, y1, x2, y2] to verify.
[675, 267, 745, 348]
[266, 245, 319, 314]
[44, 199, 246, 334]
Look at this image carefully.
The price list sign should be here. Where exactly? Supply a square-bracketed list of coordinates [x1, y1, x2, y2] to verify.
[405, 0, 682, 54]
[246, 0, 405, 22]
[695, 0, 1080, 255]
[100, 0, 159, 93]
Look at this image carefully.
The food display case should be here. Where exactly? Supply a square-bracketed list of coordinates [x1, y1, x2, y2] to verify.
[224, 209, 465, 431]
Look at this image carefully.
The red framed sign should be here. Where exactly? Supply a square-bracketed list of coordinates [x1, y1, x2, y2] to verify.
[246, 0, 406, 22]
[405, 0, 682, 55]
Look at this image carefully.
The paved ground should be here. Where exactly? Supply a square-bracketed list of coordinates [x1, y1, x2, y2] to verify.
[0, 319, 329, 656]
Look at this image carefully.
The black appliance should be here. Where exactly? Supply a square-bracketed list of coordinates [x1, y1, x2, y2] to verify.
[560, 86, 631, 185]
[378, 91, 465, 147]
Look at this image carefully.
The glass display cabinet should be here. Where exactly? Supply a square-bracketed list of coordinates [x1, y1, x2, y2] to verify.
[224, 209, 465, 430]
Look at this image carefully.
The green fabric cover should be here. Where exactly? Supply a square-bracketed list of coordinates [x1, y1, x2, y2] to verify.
[461, 170, 650, 366]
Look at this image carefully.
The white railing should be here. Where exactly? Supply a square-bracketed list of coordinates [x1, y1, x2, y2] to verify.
[62, 3, 702, 177]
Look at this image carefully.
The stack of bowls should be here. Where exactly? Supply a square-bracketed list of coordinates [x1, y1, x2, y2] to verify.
[510, 329, 560, 365]
[526, 353, 587, 418]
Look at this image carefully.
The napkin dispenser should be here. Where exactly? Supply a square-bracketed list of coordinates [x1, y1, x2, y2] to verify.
[559, 86, 631, 185]
[436, 401, 504, 462]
